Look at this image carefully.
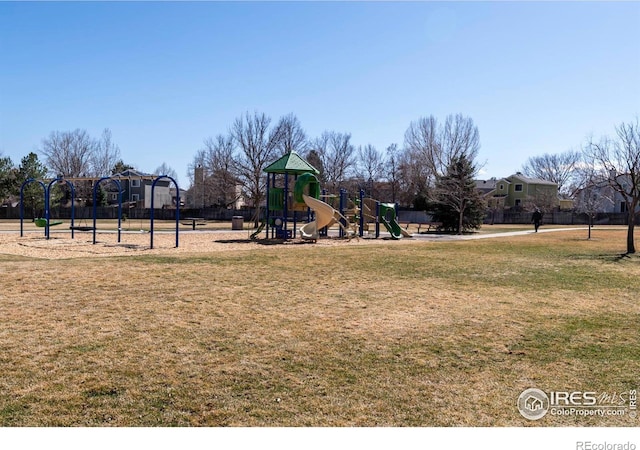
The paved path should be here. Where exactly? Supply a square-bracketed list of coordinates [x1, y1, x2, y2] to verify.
[409, 227, 589, 241]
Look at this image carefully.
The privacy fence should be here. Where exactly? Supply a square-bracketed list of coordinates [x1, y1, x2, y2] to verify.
[0, 206, 256, 222]
[1, 206, 637, 226]
[485, 210, 639, 226]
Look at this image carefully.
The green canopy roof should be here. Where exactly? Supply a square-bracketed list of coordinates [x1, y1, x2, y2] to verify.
[264, 151, 320, 175]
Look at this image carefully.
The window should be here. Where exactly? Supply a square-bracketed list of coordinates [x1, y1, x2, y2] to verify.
[515, 184, 523, 192]
[110, 193, 118, 201]
[515, 199, 521, 207]
[620, 202, 627, 213]
[499, 184, 504, 191]
[131, 179, 140, 188]
[132, 194, 139, 202]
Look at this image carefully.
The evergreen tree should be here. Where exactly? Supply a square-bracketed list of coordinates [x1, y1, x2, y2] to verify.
[0, 155, 17, 203]
[111, 160, 135, 175]
[18, 152, 48, 217]
[305, 149, 325, 182]
[433, 155, 485, 234]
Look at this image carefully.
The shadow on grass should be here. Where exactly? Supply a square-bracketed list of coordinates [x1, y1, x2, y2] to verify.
[571, 252, 637, 263]
[600, 253, 635, 262]
[103, 243, 144, 249]
[214, 238, 315, 246]
[215, 239, 254, 244]
[255, 239, 320, 246]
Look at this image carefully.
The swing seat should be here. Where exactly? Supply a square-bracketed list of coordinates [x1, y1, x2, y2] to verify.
[35, 218, 63, 227]
[69, 226, 95, 232]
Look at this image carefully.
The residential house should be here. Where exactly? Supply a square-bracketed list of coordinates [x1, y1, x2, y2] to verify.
[188, 165, 245, 209]
[476, 178, 498, 196]
[110, 169, 174, 209]
[574, 172, 638, 214]
[170, 187, 187, 208]
[479, 172, 559, 210]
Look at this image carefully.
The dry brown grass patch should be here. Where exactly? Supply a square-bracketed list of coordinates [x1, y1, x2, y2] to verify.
[0, 227, 638, 426]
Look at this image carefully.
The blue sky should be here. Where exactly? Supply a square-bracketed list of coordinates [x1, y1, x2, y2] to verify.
[1, 1, 639, 188]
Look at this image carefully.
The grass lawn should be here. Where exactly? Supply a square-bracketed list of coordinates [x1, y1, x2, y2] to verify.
[0, 227, 638, 426]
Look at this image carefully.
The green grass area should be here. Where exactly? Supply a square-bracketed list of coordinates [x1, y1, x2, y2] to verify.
[0, 228, 638, 426]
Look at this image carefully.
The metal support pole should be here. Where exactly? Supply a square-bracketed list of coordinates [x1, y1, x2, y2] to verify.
[55, 178, 77, 240]
[20, 179, 46, 237]
[284, 172, 289, 239]
[150, 175, 180, 249]
[266, 174, 271, 239]
[375, 201, 380, 238]
[359, 189, 365, 237]
[45, 178, 62, 240]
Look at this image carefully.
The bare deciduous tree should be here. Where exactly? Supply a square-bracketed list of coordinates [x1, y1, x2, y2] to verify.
[273, 113, 307, 156]
[190, 134, 239, 207]
[573, 155, 614, 239]
[307, 133, 330, 184]
[404, 115, 440, 180]
[91, 129, 122, 177]
[357, 144, 385, 197]
[154, 162, 178, 180]
[397, 146, 431, 208]
[586, 118, 640, 254]
[310, 131, 356, 193]
[521, 149, 581, 196]
[39, 128, 122, 179]
[231, 112, 279, 223]
[402, 114, 481, 208]
[40, 129, 95, 177]
[385, 143, 401, 203]
[440, 114, 481, 172]
[404, 114, 481, 179]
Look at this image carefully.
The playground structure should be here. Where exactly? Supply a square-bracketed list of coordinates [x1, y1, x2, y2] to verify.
[19, 175, 180, 249]
[258, 151, 411, 242]
[299, 194, 351, 241]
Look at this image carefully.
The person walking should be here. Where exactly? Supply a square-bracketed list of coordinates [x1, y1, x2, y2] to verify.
[532, 208, 543, 232]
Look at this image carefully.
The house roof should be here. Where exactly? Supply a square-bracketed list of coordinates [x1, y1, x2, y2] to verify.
[112, 169, 156, 179]
[475, 179, 498, 193]
[574, 172, 631, 197]
[264, 151, 320, 175]
[507, 173, 557, 186]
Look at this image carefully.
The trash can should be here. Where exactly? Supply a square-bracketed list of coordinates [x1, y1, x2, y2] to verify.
[232, 216, 244, 230]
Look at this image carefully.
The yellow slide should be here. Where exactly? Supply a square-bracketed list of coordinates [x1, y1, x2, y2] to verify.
[300, 194, 350, 241]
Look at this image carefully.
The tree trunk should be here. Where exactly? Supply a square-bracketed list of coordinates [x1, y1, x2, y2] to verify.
[627, 209, 636, 254]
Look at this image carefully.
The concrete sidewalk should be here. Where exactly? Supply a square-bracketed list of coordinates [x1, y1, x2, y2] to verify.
[410, 227, 589, 241]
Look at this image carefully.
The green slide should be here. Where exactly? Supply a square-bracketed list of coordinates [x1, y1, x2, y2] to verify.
[378, 203, 403, 239]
